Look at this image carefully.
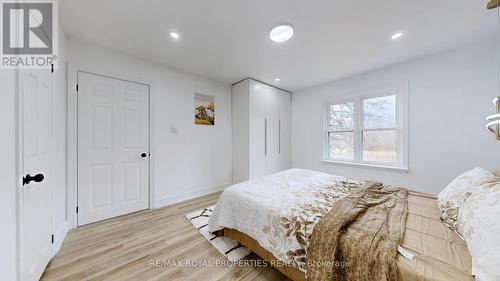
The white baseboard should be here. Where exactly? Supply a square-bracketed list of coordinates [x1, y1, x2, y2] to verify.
[52, 221, 69, 256]
[154, 184, 228, 208]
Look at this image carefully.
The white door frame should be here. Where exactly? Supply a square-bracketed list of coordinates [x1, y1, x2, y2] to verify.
[15, 69, 21, 281]
[67, 64, 154, 228]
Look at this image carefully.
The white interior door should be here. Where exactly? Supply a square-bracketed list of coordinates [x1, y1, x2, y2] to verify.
[20, 70, 53, 281]
[77, 72, 150, 226]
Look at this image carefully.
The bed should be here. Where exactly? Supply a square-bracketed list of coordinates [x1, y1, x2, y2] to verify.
[208, 169, 475, 281]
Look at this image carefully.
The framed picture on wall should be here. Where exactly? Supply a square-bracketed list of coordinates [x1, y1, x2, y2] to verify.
[195, 93, 215, 125]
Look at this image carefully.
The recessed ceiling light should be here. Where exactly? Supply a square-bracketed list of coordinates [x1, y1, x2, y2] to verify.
[391, 32, 403, 40]
[170, 32, 180, 39]
[275, 78, 280, 82]
[269, 24, 294, 43]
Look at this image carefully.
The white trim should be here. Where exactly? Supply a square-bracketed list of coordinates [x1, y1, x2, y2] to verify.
[321, 160, 409, 172]
[154, 184, 228, 208]
[323, 83, 409, 170]
[66, 63, 154, 229]
[15, 69, 22, 281]
[67, 64, 78, 229]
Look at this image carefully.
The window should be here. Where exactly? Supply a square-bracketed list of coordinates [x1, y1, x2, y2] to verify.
[325, 88, 408, 169]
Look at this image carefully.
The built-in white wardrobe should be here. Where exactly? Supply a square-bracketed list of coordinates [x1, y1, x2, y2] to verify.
[232, 79, 291, 184]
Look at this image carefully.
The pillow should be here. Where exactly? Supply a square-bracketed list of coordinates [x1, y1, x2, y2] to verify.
[437, 167, 495, 232]
[457, 180, 500, 281]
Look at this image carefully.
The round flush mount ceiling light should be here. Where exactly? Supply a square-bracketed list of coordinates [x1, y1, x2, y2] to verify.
[391, 32, 403, 40]
[169, 32, 180, 39]
[269, 24, 294, 43]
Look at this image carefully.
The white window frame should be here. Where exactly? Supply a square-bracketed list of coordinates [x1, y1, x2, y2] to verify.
[323, 85, 409, 171]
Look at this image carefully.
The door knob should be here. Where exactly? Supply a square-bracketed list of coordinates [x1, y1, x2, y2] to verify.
[23, 174, 44, 185]
[141, 153, 147, 158]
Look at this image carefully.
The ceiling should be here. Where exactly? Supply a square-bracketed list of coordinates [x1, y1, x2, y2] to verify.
[61, 0, 498, 91]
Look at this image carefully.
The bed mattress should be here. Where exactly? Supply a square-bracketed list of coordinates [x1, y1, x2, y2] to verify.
[208, 169, 364, 272]
[209, 169, 474, 280]
[397, 191, 473, 281]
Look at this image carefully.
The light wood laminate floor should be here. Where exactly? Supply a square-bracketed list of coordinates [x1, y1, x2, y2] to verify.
[41, 192, 289, 281]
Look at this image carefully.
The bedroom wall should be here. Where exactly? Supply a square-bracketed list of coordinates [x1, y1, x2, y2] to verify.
[66, 37, 232, 207]
[291, 37, 499, 194]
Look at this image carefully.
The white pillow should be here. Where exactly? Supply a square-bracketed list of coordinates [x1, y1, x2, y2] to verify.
[437, 167, 495, 232]
[458, 180, 500, 281]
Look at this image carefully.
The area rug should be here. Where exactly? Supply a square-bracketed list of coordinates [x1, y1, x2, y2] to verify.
[186, 205, 251, 262]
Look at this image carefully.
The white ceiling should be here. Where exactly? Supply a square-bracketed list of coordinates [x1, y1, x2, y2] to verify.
[61, 0, 498, 91]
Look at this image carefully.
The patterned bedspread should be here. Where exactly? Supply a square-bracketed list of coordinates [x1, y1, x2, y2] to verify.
[208, 169, 365, 272]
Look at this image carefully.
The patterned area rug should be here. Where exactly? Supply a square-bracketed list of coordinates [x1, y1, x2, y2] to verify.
[186, 205, 251, 262]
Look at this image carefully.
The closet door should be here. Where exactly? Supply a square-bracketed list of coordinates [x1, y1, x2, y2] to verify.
[77, 72, 150, 226]
[265, 86, 281, 175]
[248, 80, 268, 179]
[248, 80, 291, 178]
[231, 80, 250, 183]
[277, 90, 291, 171]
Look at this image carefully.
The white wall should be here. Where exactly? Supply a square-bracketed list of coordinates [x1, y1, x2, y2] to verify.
[66, 37, 232, 208]
[0, 70, 18, 281]
[292, 38, 499, 194]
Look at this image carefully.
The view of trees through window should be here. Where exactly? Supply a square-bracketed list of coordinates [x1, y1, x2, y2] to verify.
[328, 102, 354, 160]
[327, 94, 398, 164]
[362, 95, 397, 163]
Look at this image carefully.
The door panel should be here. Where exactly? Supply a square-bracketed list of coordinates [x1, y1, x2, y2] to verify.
[265, 86, 280, 175]
[92, 106, 113, 149]
[78, 72, 149, 226]
[248, 80, 267, 179]
[20, 70, 53, 281]
[124, 109, 141, 148]
[91, 164, 113, 208]
[277, 90, 291, 171]
[123, 162, 141, 202]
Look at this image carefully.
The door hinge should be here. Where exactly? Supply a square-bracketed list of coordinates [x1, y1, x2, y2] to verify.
[76, 84, 79, 92]
[51, 234, 54, 244]
[51, 64, 54, 73]
[76, 206, 79, 213]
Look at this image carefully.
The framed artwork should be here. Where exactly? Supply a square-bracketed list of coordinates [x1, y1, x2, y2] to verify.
[195, 93, 215, 125]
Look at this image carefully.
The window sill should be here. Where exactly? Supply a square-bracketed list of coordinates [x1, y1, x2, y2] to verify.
[320, 160, 409, 173]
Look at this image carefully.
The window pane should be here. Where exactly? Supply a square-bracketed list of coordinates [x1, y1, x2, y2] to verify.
[363, 130, 397, 163]
[363, 95, 396, 129]
[328, 102, 354, 131]
[329, 132, 354, 160]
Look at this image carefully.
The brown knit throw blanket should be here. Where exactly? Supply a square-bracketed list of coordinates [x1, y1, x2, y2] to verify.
[306, 182, 409, 281]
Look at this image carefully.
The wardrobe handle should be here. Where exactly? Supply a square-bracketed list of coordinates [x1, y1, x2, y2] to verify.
[264, 118, 267, 156]
[278, 120, 281, 154]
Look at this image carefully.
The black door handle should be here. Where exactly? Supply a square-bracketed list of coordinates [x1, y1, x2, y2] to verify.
[141, 153, 147, 158]
[23, 174, 44, 185]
